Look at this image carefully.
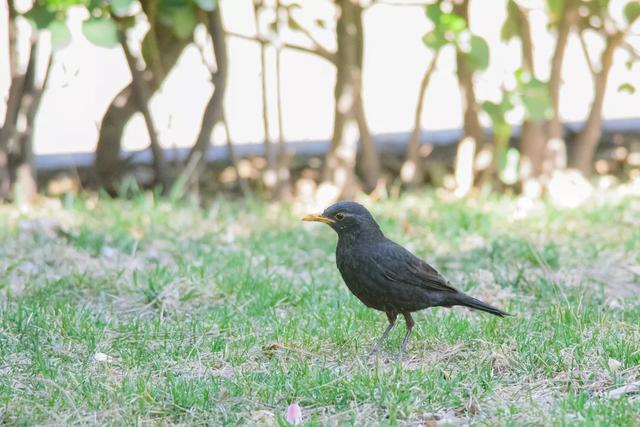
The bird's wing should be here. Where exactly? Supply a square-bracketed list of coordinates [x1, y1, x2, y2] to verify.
[369, 239, 459, 293]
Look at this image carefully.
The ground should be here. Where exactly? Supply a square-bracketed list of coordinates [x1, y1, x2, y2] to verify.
[1, 189, 639, 425]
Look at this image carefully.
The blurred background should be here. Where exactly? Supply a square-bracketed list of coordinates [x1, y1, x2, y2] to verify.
[1, 0, 639, 205]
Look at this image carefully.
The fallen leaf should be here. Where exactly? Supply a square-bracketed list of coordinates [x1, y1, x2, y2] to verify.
[285, 403, 302, 425]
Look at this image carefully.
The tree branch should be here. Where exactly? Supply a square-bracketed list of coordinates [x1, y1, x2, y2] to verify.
[226, 31, 336, 63]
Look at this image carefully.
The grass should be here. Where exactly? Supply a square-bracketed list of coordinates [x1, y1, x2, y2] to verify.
[0, 189, 639, 425]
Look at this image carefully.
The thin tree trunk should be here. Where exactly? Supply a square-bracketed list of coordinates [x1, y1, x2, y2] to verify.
[273, 29, 291, 200]
[253, 0, 276, 191]
[183, 7, 228, 184]
[401, 49, 440, 186]
[13, 41, 52, 203]
[221, 106, 249, 196]
[352, 3, 379, 193]
[512, 3, 547, 180]
[454, 47, 484, 143]
[322, 0, 376, 197]
[547, 0, 577, 141]
[570, 32, 625, 175]
[119, 31, 170, 192]
[452, 0, 484, 194]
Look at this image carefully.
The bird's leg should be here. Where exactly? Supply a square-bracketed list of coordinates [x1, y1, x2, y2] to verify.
[369, 312, 397, 355]
[400, 312, 415, 354]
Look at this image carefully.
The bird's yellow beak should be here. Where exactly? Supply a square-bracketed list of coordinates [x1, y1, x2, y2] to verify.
[302, 214, 335, 224]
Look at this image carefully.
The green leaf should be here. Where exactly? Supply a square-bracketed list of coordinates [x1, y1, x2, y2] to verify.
[25, 5, 56, 29]
[172, 7, 197, 39]
[110, 0, 135, 16]
[501, 0, 519, 41]
[82, 17, 119, 48]
[481, 101, 501, 121]
[545, 0, 565, 22]
[315, 18, 326, 29]
[624, 1, 640, 24]
[501, 17, 518, 42]
[618, 82, 636, 94]
[519, 78, 552, 121]
[87, 0, 105, 10]
[48, 20, 71, 50]
[463, 35, 489, 71]
[482, 98, 513, 146]
[440, 13, 466, 34]
[422, 30, 447, 49]
[195, 0, 217, 12]
[425, 3, 442, 23]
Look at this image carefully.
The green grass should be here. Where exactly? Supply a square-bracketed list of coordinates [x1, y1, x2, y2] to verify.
[1, 191, 639, 425]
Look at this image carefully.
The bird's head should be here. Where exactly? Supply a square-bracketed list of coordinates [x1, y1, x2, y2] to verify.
[302, 201, 382, 238]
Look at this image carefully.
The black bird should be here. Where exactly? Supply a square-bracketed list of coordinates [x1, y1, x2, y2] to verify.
[303, 201, 510, 353]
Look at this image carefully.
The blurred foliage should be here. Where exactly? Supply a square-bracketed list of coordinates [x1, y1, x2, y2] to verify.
[423, 2, 489, 72]
[3, 0, 640, 201]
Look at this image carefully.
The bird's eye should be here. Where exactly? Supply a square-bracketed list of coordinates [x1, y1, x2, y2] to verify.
[335, 213, 345, 221]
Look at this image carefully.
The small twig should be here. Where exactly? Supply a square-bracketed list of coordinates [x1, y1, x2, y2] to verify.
[578, 30, 597, 77]
[622, 41, 640, 61]
[285, 10, 334, 60]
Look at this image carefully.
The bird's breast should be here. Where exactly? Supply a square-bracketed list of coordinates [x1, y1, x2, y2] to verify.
[335, 244, 388, 311]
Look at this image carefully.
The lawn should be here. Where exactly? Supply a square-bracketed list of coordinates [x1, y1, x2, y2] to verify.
[1, 189, 639, 425]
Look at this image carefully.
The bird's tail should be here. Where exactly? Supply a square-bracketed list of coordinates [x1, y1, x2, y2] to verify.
[455, 294, 511, 317]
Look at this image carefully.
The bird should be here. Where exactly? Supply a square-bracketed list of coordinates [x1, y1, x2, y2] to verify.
[303, 201, 510, 353]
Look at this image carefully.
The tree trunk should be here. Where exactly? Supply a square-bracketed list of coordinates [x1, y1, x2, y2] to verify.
[454, 3, 484, 148]
[0, 0, 22, 199]
[323, 0, 377, 197]
[401, 49, 439, 186]
[570, 32, 625, 175]
[547, 0, 577, 142]
[94, 24, 190, 190]
[119, 31, 170, 192]
[183, 6, 228, 184]
[512, 3, 547, 180]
